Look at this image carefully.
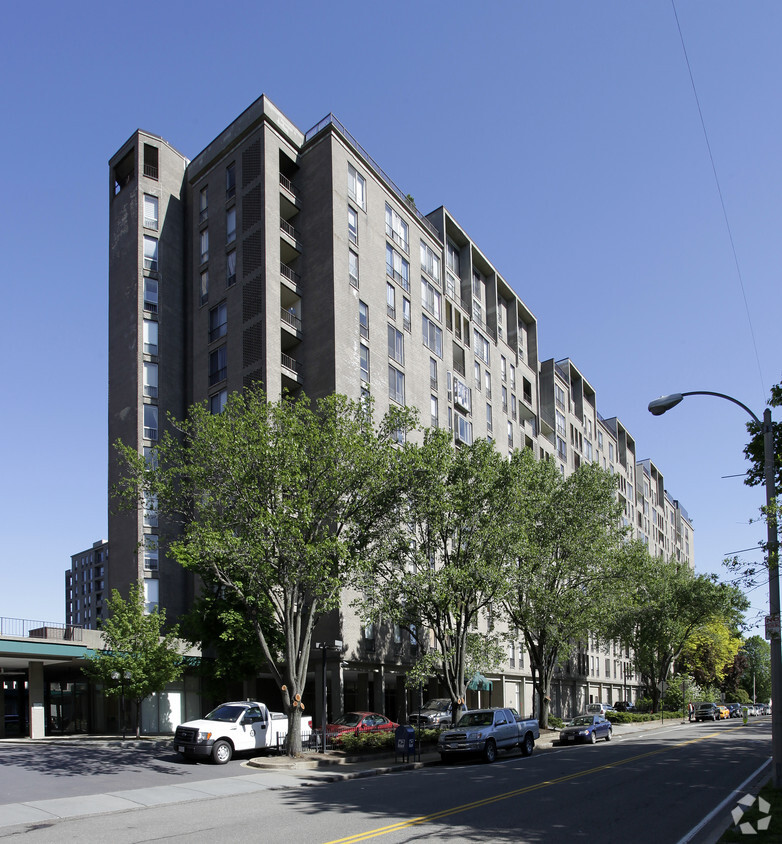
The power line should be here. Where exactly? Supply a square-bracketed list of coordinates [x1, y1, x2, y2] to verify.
[671, 0, 767, 403]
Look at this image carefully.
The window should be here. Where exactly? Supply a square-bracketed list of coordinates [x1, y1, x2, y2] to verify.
[143, 278, 158, 313]
[430, 395, 439, 428]
[455, 412, 473, 445]
[199, 186, 208, 223]
[348, 206, 358, 245]
[430, 357, 438, 391]
[143, 405, 158, 440]
[598, 431, 604, 450]
[226, 249, 236, 286]
[144, 578, 159, 614]
[385, 203, 409, 251]
[359, 300, 369, 339]
[143, 236, 158, 271]
[422, 314, 443, 358]
[386, 283, 395, 318]
[388, 324, 404, 365]
[609, 443, 615, 461]
[453, 376, 471, 412]
[557, 437, 567, 460]
[508, 421, 514, 448]
[226, 163, 236, 200]
[555, 384, 566, 410]
[360, 343, 370, 383]
[388, 365, 405, 405]
[501, 356, 507, 382]
[348, 164, 366, 210]
[386, 244, 410, 291]
[143, 494, 158, 527]
[474, 331, 490, 364]
[209, 346, 227, 386]
[420, 241, 441, 286]
[226, 207, 236, 244]
[403, 297, 411, 332]
[421, 278, 442, 321]
[209, 302, 227, 342]
[502, 385, 508, 414]
[446, 240, 460, 276]
[511, 394, 517, 421]
[143, 194, 158, 230]
[143, 144, 158, 180]
[210, 389, 227, 414]
[523, 377, 533, 405]
[200, 229, 209, 264]
[200, 269, 209, 305]
[510, 364, 516, 390]
[143, 361, 158, 398]
[143, 319, 158, 355]
[486, 403, 493, 432]
[144, 535, 159, 570]
[474, 360, 481, 389]
[485, 370, 492, 399]
[349, 249, 359, 288]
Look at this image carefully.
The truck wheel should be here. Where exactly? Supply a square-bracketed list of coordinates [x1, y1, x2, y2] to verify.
[212, 740, 232, 764]
[483, 739, 497, 763]
[520, 733, 535, 757]
[589, 731, 597, 745]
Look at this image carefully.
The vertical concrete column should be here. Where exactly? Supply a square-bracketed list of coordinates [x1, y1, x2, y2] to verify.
[28, 662, 46, 739]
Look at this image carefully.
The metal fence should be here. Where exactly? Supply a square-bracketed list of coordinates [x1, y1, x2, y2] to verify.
[0, 617, 84, 641]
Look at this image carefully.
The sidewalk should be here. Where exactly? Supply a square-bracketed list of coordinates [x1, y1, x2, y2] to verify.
[0, 717, 690, 831]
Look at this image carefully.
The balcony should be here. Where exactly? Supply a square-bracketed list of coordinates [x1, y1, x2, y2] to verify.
[280, 262, 301, 290]
[281, 307, 302, 334]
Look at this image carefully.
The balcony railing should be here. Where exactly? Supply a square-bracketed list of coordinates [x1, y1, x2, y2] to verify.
[279, 173, 298, 197]
[143, 163, 158, 180]
[281, 352, 303, 374]
[0, 617, 84, 641]
[280, 218, 300, 242]
[281, 308, 302, 332]
[280, 262, 301, 287]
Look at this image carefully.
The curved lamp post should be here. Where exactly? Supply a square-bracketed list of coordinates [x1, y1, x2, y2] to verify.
[648, 390, 780, 787]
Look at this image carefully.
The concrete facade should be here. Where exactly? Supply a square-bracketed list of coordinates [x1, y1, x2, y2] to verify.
[101, 95, 695, 723]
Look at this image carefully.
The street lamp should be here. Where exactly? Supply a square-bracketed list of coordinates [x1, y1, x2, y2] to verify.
[648, 390, 780, 786]
[314, 641, 342, 753]
[111, 670, 132, 740]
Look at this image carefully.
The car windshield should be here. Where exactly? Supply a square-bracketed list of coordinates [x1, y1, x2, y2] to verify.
[457, 712, 494, 728]
[332, 713, 362, 727]
[425, 699, 451, 712]
[569, 716, 594, 726]
[204, 704, 247, 722]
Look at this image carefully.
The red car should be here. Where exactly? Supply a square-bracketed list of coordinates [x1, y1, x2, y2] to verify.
[326, 711, 398, 741]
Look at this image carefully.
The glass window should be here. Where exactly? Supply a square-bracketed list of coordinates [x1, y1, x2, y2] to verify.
[209, 346, 227, 386]
[388, 365, 405, 405]
[501, 356, 507, 381]
[210, 389, 227, 414]
[388, 324, 404, 365]
[226, 207, 236, 244]
[502, 385, 508, 413]
[143, 578, 159, 614]
[386, 244, 410, 291]
[386, 283, 395, 318]
[474, 331, 490, 364]
[348, 164, 366, 209]
[485, 370, 492, 398]
[455, 412, 472, 445]
[422, 314, 443, 358]
[143, 361, 158, 398]
[359, 300, 369, 339]
[144, 536, 158, 570]
[143, 194, 158, 230]
[200, 269, 209, 305]
[143, 278, 158, 313]
[474, 360, 481, 388]
[430, 357, 438, 390]
[209, 302, 227, 342]
[420, 241, 441, 286]
[143, 405, 158, 440]
[349, 249, 359, 287]
[200, 229, 209, 264]
[226, 250, 236, 286]
[446, 240, 460, 276]
[403, 297, 411, 332]
[421, 278, 441, 321]
[385, 203, 409, 251]
[143, 493, 158, 526]
[348, 206, 358, 245]
[486, 403, 493, 432]
[430, 395, 439, 428]
[360, 343, 370, 383]
[143, 236, 158, 271]
[226, 163, 236, 199]
[143, 319, 158, 355]
[199, 186, 208, 223]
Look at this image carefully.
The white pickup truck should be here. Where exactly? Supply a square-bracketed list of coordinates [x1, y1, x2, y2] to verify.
[437, 707, 540, 763]
[173, 700, 310, 764]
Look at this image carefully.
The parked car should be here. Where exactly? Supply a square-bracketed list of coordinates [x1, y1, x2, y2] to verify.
[584, 702, 615, 717]
[559, 714, 613, 745]
[438, 707, 540, 763]
[727, 703, 742, 718]
[325, 711, 398, 743]
[717, 705, 730, 720]
[746, 704, 757, 716]
[613, 701, 635, 712]
[408, 698, 463, 729]
[694, 703, 719, 722]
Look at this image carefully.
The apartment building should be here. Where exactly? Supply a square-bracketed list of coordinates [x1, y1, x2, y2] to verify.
[101, 94, 693, 721]
[65, 540, 108, 630]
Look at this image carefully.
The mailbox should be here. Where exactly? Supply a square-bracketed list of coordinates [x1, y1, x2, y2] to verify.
[395, 724, 416, 761]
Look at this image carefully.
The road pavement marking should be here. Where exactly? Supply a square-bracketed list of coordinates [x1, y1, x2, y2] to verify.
[321, 727, 745, 843]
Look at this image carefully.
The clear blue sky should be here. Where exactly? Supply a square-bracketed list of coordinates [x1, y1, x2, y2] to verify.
[1, 1, 779, 631]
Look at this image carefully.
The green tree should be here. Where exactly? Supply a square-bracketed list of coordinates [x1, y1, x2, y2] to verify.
[678, 619, 742, 688]
[500, 450, 630, 728]
[612, 556, 748, 712]
[84, 583, 184, 738]
[356, 430, 510, 718]
[743, 378, 782, 491]
[114, 388, 410, 755]
[740, 635, 772, 703]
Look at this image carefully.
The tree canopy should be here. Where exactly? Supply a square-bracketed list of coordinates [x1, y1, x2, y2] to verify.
[115, 388, 412, 754]
[84, 583, 184, 738]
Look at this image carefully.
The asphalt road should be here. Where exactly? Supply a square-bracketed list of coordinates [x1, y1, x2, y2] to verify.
[0, 719, 772, 843]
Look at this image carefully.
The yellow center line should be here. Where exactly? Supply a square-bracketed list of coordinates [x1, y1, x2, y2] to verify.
[321, 728, 742, 844]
